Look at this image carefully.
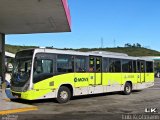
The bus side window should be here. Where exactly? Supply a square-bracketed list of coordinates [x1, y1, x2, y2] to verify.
[89, 57, 94, 72]
[141, 62, 145, 72]
[34, 59, 53, 75]
[146, 61, 153, 73]
[75, 56, 87, 72]
[109, 58, 121, 72]
[133, 61, 137, 73]
[57, 55, 74, 73]
[96, 57, 101, 72]
[33, 59, 53, 83]
[137, 61, 141, 72]
[122, 60, 132, 73]
[102, 58, 108, 72]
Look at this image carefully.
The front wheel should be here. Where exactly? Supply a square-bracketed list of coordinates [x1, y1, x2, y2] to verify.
[56, 86, 71, 103]
[123, 82, 132, 95]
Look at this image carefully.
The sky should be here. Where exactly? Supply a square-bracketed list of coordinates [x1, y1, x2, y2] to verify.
[6, 0, 160, 51]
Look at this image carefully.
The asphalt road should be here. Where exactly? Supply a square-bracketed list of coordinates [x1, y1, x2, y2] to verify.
[7, 78, 160, 120]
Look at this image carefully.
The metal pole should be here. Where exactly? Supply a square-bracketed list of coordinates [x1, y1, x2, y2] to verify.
[0, 34, 5, 89]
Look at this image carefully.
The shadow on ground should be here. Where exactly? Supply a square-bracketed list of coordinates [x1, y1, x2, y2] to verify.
[10, 91, 142, 105]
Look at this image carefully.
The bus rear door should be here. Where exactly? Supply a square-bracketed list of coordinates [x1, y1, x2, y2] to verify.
[140, 60, 145, 82]
[137, 60, 145, 83]
[89, 56, 102, 86]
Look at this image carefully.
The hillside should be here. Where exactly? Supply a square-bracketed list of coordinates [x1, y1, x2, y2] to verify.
[5, 44, 160, 57]
[77, 47, 160, 56]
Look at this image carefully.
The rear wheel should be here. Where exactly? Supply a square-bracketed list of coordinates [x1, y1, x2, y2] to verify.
[123, 82, 132, 95]
[56, 86, 71, 103]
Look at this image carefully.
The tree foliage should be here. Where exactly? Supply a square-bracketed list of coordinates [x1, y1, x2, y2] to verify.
[124, 43, 142, 48]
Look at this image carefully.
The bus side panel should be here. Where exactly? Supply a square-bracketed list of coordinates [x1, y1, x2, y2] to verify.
[31, 73, 75, 99]
[52, 73, 75, 89]
[21, 89, 53, 100]
[74, 73, 90, 87]
[102, 73, 121, 85]
[106, 73, 122, 86]
[121, 73, 138, 85]
[102, 73, 108, 85]
[33, 74, 75, 90]
[34, 77, 56, 90]
[145, 73, 154, 83]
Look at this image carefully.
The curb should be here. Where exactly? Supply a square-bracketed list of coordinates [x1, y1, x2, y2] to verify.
[0, 106, 38, 115]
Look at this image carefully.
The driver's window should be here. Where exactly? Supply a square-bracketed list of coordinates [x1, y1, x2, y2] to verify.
[34, 59, 53, 76]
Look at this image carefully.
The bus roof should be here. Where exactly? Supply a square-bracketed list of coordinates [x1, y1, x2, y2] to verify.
[25, 48, 153, 61]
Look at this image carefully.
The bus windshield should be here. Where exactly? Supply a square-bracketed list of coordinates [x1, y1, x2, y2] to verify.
[11, 50, 34, 87]
[11, 58, 32, 87]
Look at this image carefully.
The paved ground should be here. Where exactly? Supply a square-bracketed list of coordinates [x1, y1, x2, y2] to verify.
[1, 78, 160, 120]
[0, 89, 37, 116]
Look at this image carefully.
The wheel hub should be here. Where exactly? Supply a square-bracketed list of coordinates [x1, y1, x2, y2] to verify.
[60, 91, 68, 100]
[126, 86, 131, 93]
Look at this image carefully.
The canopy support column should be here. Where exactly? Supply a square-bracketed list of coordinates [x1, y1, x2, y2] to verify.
[0, 34, 5, 88]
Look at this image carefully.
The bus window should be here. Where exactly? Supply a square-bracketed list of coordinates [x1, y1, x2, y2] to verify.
[146, 61, 153, 73]
[34, 59, 53, 75]
[122, 60, 133, 73]
[33, 59, 53, 83]
[57, 55, 74, 73]
[75, 56, 87, 72]
[102, 58, 108, 72]
[109, 58, 121, 72]
[89, 57, 95, 72]
[96, 57, 101, 72]
[133, 61, 137, 73]
[141, 61, 145, 72]
[137, 61, 141, 72]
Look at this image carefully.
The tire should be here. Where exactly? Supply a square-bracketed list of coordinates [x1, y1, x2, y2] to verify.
[56, 86, 71, 103]
[123, 82, 132, 95]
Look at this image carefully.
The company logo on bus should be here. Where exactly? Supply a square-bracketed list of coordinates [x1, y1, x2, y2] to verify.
[74, 77, 88, 82]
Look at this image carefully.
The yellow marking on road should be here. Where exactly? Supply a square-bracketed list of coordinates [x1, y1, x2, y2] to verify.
[0, 107, 38, 115]
[3, 98, 11, 102]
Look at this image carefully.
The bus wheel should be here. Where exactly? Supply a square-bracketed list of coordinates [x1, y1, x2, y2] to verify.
[56, 86, 71, 103]
[123, 82, 132, 95]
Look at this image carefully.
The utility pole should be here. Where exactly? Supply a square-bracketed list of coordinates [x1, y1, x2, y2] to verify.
[114, 38, 116, 48]
[101, 37, 104, 48]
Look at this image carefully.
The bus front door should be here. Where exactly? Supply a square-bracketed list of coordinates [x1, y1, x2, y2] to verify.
[89, 56, 102, 86]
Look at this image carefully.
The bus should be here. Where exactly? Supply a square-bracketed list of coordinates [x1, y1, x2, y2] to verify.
[10, 49, 154, 103]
